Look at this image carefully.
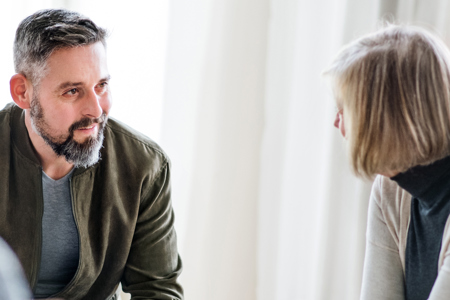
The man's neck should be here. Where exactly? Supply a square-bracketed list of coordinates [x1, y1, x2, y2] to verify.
[41, 161, 74, 181]
[24, 110, 74, 180]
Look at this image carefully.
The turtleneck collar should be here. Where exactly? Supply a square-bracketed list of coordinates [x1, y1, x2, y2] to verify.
[390, 155, 450, 206]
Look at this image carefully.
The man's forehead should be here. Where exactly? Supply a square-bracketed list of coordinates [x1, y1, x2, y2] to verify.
[39, 43, 109, 86]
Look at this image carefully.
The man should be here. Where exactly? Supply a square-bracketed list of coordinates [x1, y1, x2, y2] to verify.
[0, 9, 183, 300]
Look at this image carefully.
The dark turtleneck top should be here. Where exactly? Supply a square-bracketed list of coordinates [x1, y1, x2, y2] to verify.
[391, 155, 450, 300]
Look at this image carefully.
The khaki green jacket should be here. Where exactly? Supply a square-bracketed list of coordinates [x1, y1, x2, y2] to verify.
[0, 103, 183, 300]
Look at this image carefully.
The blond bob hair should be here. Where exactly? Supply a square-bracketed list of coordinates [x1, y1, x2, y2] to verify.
[324, 25, 450, 178]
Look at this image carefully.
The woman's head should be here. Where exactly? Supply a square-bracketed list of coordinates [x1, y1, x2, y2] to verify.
[325, 25, 450, 178]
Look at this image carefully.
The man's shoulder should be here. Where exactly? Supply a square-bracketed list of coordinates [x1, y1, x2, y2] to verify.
[0, 103, 20, 137]
[0, 102, 17, 119]
[103, 117, 169, 167]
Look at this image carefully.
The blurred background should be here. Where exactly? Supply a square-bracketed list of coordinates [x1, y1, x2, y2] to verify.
[2, 0, 450, 299]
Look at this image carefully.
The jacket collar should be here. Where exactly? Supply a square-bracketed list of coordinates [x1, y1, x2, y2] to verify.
[11, 105, 41, 167]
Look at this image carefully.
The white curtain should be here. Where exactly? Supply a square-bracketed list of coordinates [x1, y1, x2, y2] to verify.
[161, 1, 268, 298]
[2, 1, 450, 300]
[162, 0, 450, 299]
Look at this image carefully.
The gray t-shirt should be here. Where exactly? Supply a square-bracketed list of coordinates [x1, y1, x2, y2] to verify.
[34, 169, 79, 298]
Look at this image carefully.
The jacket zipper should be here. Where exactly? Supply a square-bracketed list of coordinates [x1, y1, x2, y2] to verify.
[31, 167, 44, 292]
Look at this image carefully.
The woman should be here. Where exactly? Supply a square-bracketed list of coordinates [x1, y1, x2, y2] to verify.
[325, 25, 450, 299]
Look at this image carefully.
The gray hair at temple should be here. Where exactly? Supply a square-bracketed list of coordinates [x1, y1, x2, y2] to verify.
[13, 9, 108, 86]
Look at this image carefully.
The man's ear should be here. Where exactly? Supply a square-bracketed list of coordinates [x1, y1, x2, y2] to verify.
[10, 74, 32, 109]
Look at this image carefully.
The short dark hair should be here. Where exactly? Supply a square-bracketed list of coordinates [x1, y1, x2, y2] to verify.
[14, 9, 107, 85]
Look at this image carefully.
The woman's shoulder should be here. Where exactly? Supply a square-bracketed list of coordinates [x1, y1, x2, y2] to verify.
[371, 175, 411, 215]
[369, 175, 411, 266]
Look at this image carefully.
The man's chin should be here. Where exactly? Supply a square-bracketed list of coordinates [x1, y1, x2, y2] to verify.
[72, 133, 98, 145]
[63, 134, 104, 168]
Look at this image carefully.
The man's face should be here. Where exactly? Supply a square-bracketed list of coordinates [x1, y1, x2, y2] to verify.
[29, 42, 112, 167]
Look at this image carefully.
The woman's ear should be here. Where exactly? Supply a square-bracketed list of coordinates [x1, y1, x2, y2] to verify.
[10, 74, 32, 109]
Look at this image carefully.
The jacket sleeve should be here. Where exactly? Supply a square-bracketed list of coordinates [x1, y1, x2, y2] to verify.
[360, 176, 404, 300]
[121, 160, 184, 299]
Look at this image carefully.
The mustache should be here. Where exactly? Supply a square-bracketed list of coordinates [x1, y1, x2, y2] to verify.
[68, 113, 108, 133]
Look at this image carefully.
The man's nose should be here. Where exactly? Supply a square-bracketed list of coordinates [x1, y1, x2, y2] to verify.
[83, 89, 103, 119]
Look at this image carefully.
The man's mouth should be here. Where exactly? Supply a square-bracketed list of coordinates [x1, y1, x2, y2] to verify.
[77, 124, 96, 130]
[69, 113, 107, 135]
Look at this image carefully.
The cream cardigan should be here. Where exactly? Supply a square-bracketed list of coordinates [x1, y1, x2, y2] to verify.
[360, 175, 450, 300]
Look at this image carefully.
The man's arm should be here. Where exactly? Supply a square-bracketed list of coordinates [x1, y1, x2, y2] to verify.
[121, 161, 183, 299]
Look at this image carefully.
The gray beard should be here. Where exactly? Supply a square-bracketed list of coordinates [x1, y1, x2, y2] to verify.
[30, 95, 107, 168]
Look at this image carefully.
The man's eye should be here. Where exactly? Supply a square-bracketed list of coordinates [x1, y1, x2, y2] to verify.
[96, 82, 109, 94]
[65, 88, 78, 96]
